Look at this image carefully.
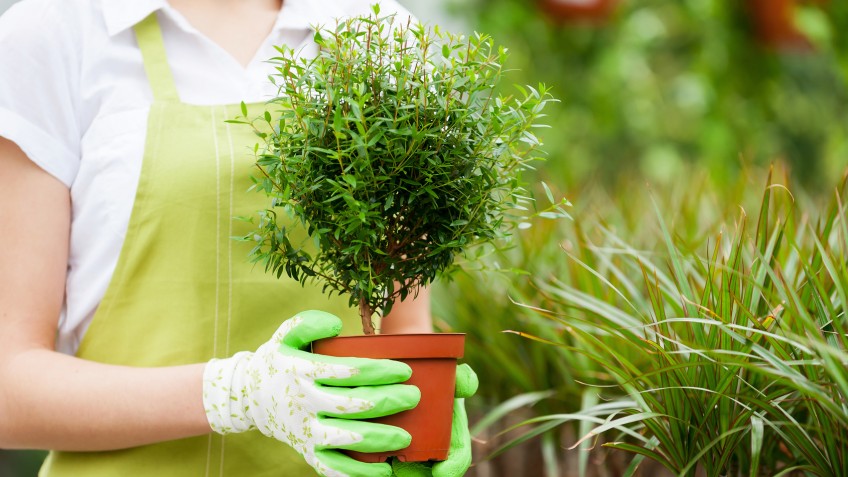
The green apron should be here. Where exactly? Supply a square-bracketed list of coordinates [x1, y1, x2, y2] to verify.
[40, 13, 358, 476]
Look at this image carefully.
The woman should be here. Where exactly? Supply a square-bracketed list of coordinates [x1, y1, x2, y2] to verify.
[0, 0, 474, 475]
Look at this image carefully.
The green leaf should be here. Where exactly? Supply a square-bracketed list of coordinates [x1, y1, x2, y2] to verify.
[749, 416, 764, 477]
[541, 181, 554, 204]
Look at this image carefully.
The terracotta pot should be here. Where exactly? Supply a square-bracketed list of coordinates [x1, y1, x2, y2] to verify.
[747, 0, 813, 50]
[312, 333, 466, 463]
[540, 0, 617, 23]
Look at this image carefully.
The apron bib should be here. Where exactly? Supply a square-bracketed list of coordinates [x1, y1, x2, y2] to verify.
[40, 13, 358, 476]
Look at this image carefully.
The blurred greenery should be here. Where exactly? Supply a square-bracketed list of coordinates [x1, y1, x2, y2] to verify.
[0, 450, 47, 477]
[444, 0, 848, 189]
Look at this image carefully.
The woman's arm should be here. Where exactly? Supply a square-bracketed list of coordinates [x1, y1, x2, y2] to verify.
[0, 137, 211, 451]
[380, 286, 433, 334]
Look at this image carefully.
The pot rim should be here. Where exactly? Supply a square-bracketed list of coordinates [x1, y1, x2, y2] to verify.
[312, 333, 466, 359]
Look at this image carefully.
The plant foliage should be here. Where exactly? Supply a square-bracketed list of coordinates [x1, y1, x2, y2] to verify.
[433, 163, 848, 475]
[471, 168, 848, 476]
[238, 6, 561, 332]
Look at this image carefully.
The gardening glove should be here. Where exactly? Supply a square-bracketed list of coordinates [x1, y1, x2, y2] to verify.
[203, 310, 421, 477]
[391, 363, 479, 477]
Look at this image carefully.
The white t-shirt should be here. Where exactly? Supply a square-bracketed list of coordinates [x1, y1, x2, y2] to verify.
[0, 0, 412, 355]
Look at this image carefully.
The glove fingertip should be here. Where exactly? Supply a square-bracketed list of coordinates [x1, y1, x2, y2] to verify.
[432, 457, 471, 477]
[455, 363, 479, 398]
[394, 360, 414, 381]
[360, 358, 413, 385]
[377, 464, 394, 477]
[281, 311, 344, 349]
[317, 450, 393, 477]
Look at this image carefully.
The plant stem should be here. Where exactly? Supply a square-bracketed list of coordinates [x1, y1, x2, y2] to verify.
[359, 298, 376, 335]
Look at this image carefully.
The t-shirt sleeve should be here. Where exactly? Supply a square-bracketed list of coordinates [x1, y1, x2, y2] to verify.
[0, 0, 80, 187]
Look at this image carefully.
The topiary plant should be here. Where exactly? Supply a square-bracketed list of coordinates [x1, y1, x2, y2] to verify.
[237, 5, 563, 335]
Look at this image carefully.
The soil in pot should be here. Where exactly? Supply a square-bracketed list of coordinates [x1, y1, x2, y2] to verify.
[312, 333, 466, 463]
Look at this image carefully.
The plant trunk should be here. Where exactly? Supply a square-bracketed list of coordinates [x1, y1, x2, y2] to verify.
[359, 298, 376, 335]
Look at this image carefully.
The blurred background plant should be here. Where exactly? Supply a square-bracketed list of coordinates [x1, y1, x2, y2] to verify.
[435, 164, 848, 476]
[2, 0, 848, 475]
[442, 0, 848, 189]
[433, 161, 848, 476]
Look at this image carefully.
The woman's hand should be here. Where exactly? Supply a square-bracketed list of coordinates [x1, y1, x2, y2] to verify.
[203, 310, 421, 477]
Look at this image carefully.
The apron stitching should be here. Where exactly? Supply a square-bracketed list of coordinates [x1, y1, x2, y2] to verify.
[208, 105, 222, 477]
[225, 116, 235, 359]
[212, 105, 222, 359]
[205, 434, 214, 477]
[221, 115, 233, 476]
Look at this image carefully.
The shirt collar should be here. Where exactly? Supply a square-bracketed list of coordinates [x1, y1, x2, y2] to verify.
[102, 0, 167, 36]
[102, 0, 349, 37]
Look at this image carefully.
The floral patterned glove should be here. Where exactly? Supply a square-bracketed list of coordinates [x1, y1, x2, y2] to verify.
[391, 364, 479, 477]
[203, 310, 421, 477]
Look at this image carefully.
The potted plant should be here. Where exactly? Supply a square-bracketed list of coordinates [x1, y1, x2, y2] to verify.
[540, 0, 617, 24]
[747, 0, 814, 50]
[236, 5, 563, 463]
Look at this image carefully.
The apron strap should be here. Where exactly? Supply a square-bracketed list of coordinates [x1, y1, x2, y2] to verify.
[134, 13, 180, 102]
